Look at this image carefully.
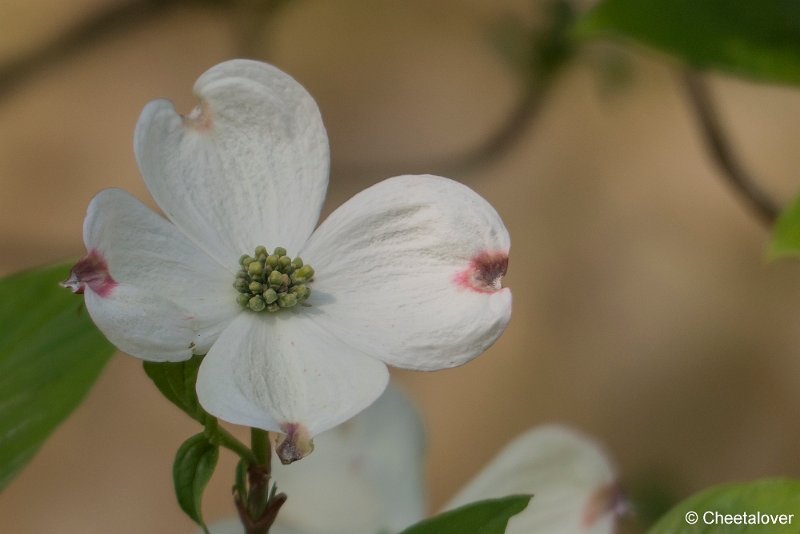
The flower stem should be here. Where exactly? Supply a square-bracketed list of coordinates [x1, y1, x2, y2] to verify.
[204, 417, 258, 464]
[235, 428, 285, 534]
[247, 429, 271, 533]
[251, 428, 271, 470]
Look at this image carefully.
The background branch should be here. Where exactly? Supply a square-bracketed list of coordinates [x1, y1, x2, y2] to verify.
[0, 0, 177, 101]
[232, 0, 293, 57]
[681, 69, 780, 226]
[438, 78, 552, 176]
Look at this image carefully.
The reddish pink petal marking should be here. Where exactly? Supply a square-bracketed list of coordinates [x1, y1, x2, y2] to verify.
[582, 481, 627, 528]
[61, 249, 117, 298]
[453, 250, 509, 293]
[275, 422, 314, 465]
[182, 100, 212, 131]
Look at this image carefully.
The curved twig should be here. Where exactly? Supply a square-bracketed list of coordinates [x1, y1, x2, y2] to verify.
[440, 79, 552, 175]
[0, 0, 176, 100]
[681, 69, 780, 226]
[232, 0, 294, 57]
[331, 77, 555, 181]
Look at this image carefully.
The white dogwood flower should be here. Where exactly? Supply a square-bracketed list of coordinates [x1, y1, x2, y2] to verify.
[64, 60, 511, 463]
[204, 387, 623, 534]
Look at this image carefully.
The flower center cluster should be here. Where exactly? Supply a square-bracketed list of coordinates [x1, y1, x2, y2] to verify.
[234, 246, 314, 313]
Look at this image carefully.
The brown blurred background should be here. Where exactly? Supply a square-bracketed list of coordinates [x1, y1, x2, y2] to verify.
[3, 0, 800, 532]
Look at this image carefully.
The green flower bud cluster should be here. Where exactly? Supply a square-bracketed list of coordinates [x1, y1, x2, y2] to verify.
[234, 246, 315, 313]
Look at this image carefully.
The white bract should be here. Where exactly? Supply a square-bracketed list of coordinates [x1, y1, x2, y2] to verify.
[64, 59, 511, 462]
[204, 387, 623, 534]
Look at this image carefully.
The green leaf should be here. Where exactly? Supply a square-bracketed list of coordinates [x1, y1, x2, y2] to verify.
[143, 355, 209, 424]
[649, 478, 800, 533]
[173, 432, 219, 531]
[0, 263, 113, 491]
[575, 0, 800, 85]
[490, 1, 578, 85]
[400, 495, 532, 534]
[768, 194, 800, 260]
[629, 475, 680, 530]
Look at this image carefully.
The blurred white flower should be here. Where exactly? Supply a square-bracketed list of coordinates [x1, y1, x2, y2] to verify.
[64, 60, 511, 462]
[205, 387, 622, 534]
[445, 425, 623, 534]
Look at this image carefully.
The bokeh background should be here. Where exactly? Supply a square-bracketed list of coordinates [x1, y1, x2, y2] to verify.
[3, 0, 800, 532]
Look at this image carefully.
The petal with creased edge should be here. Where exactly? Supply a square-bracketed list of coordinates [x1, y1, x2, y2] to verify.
[301, 175, 511, 371]
[134, 59, 329, 268]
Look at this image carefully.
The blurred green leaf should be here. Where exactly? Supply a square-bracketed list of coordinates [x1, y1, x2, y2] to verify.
[629, 475, 680, 530]
[143, 355, 209, 424]
[490, 16, 535, 80]
[575, 0, 800, 85]
[649, 479, 800, 533]
[769, 195, 800, 260]
[399, 495, 532, 534]
[173, 432, 218, 531]
[496, 1, 578, 83]
[0, 263, 113, 491]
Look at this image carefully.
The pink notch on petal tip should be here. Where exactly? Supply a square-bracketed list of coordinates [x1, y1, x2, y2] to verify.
[182, 101, 213, 131]
[275, 422, 315, 465]
[453, 251, 509, 293]
[61, 249, 117, 297]
[582, 482, 627, 528]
